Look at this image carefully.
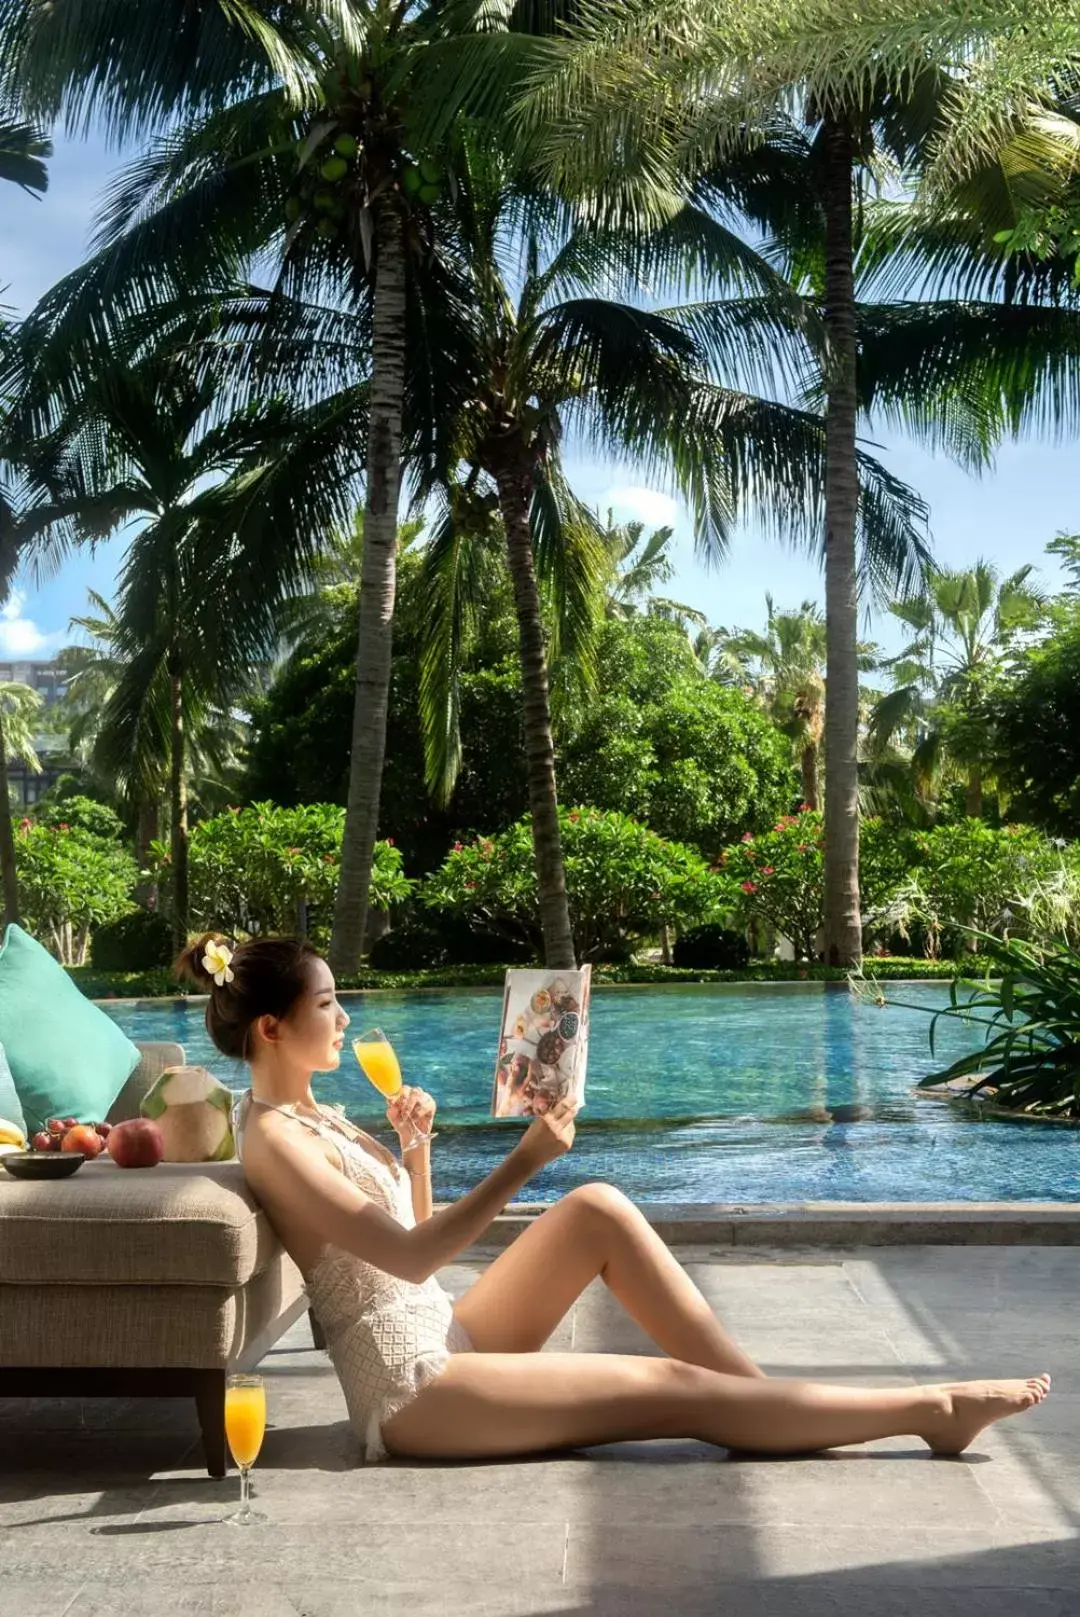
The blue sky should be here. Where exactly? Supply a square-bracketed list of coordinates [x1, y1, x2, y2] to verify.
[3, 131, 1078, 662]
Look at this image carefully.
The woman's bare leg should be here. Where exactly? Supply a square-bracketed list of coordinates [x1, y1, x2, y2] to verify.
[453, 1184, 763, 1377]
[382, 1352, 1050, 1461]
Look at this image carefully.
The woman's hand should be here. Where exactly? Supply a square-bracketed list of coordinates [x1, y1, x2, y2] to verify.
[513, 1097, 578, 1173]
[386, 1085, 436, 1149]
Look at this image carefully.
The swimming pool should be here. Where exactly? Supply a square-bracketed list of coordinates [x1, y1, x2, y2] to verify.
[102, 984, 1080, 1204]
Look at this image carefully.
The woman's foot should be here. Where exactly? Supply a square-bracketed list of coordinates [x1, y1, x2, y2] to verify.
[922, 1375, 1051, 1455]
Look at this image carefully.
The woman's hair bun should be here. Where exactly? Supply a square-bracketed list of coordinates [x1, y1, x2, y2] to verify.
[173, 933, 228, 992]
[171, 932, 319, 1061]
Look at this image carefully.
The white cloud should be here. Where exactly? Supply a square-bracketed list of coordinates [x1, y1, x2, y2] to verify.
[602, 486, 680, 530]
[0, 592, 62, 658]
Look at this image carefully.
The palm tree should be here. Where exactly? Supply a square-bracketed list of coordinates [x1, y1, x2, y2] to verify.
[717, 599, 828, 810]
[0, 681, 41, 923]
[14, 354, 366, 948]
[58, 591, 250, 870]
[603, 517, 706, 631]
[0, 99, 49, 925]
[869, 559, 1046, 818]
[409, 156, 928, 966]
[717, 596, 881, 810]
[505, 1, 1080, 967]
[4, 0, 601, 974]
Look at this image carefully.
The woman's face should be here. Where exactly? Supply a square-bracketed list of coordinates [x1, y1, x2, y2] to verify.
[257, 957, 350, 1071]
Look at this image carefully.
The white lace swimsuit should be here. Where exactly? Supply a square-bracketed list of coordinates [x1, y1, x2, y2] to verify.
[236, 1094, 472, 1460]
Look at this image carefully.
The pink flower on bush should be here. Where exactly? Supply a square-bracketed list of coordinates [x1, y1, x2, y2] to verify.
[797, 843, 810, 853]
[18, 817, 31, 831]
[58, 822, 70, 832]
[453, 841, 464, 851]
[761, 866, 775, 876]
[568, 810, 581, 823]
[741, 831, 754, 843]
[465, 881, 477, 890]
[741, 880, 757, 894]
[799, 802, 812, 813]
[385, 837, 395, 847]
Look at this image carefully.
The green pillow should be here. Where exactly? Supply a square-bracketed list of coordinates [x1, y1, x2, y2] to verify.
[0, 924, 140, 1133]
[0, 1040, 26, 1136]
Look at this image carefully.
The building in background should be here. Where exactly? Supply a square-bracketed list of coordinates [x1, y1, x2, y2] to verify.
[0, 657, 69, 808]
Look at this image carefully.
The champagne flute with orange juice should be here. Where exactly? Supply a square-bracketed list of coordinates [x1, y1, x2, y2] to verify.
[353, 1027, 435, 1150]
[224, 1374, 267, 1525]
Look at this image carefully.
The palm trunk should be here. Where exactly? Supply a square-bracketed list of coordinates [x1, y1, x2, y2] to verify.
[965, 767, 983, 819]
[495, 463, 577, 970]
[135, 799, 160, 907]
[800, 741, 819, 812]
[0, 710, 20, 928]
[820, 117, 862, 968]
[328, 200, 407, 977]
[169, 665, 189, 955]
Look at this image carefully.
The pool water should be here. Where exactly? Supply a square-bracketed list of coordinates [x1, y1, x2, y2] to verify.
[103, 984, 1080, 1204]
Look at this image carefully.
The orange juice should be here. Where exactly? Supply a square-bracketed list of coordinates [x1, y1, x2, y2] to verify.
[354, 1039, 402, 1099]
[225, 1382, 266, 1469]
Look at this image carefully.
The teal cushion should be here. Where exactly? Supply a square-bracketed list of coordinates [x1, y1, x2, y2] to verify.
[0, 1039, 26, 1136]
[0, 924, 140, 1133]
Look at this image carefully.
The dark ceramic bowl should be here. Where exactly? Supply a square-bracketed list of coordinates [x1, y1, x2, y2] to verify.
[1, 1150, 86, 1179]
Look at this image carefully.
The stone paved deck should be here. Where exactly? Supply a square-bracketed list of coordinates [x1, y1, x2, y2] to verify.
[2, 1244, 1078, 1616]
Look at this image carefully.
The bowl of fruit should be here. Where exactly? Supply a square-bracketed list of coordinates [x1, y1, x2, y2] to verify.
[0, 1117, 113, 1179]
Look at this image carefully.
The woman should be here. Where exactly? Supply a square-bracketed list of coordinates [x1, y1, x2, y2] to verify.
[178, 934, 1049, 1465]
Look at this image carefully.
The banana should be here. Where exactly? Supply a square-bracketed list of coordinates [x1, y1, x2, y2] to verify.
[0, 1118, 27, 1150]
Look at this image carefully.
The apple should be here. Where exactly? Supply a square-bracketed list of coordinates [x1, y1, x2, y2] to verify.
[61, 1124, 104, 1157]
[46, 1118, 65, 1137]
[31, 1131, 53, 1152]
[94, 1121, 112, 1141]
[62, 1117, 79, 1131]
[106, 1118, 164, 1169]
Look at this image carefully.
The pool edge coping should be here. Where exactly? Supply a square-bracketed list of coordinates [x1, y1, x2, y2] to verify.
[467, 1201, 1080, 1250]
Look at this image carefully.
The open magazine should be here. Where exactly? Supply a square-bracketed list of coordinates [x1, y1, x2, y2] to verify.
[492, 967, 591, 1118]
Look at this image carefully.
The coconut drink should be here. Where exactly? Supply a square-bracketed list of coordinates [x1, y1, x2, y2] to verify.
[139, 1066, 236, 1162]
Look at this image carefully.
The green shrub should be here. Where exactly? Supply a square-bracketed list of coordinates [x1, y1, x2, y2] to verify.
[902, 932, 1080, 1118]
[673, 925, 750, 970]
[148, 802, 413, 938]
[91, 908, 174, 971]
[867, 820, 1079, 955]
[369, 914, 534, 970]
[717, 809, 824, 959]
[423, 808, 725, 961]
[15, 818, 138, 965]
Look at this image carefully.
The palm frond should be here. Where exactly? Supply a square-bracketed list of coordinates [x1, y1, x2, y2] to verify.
[0, 112, 51, 195]
[529, 465, 608, 685]
[416, 501, 494, 805]
[0, 0, 321, 141]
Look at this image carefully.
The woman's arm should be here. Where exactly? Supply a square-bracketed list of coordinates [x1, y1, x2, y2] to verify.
[404, 1141, 433, 1222]
[246, 1104, 575, 1284]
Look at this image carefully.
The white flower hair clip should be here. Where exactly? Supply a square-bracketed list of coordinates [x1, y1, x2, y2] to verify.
[202, 939, 235, 987]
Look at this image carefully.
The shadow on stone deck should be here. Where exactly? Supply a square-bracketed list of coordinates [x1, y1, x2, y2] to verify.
[1, 1244, 1078, 1616]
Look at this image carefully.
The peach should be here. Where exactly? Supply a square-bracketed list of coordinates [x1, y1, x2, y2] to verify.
[61, 1125, 104, 1157]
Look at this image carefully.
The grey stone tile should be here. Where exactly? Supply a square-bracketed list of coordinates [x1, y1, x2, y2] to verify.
[565, 1521, 1080, 1590]
[568, 1586, 1076, 1617]
[4, 1247, 1078, 1617]
[0, 1582, 91, 1617]
[0, 1518, 569, 1583]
